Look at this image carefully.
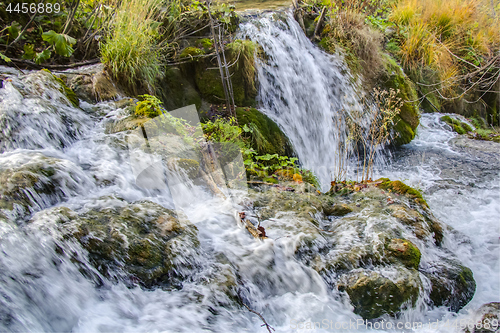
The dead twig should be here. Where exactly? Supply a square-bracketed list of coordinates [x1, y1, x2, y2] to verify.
[243, 303, 275, 333]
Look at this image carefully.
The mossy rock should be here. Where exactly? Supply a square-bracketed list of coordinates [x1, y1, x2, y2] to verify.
[194, 62, 256, 107]
[42, 69, 79, 107]
[179, 46, 205, 59]
[0, 152, 84, 216]
[377, 178, 428, 207]
[158, 67, 202, 111]
[236, 107, 294, 156]
[37, 199, 200, 287]
[386, 238, 421, 269]
[440, 115, 473, 135]
[323, 203, 353, 216]
[379, 55, 420, 145]
[423, 258, 476, 312]
[176, 158, 200, 179]
[338, 268, 421, 319]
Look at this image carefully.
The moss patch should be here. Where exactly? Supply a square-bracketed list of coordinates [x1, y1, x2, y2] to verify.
[377, 178, 427, 207]
[379, 55, 420, 145]
[43, 69, 79, 107]
[386, 238, 421, 269]
[236, 107, 294, 156]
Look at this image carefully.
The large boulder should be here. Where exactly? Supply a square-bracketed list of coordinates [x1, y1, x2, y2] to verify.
[29, 198, 200, 288]
[0, 152, 88, 218]
[245, 180, 475, 319]
[337, 268, 421, 319]
[464, 303, 500, 333]
[423, 257, 476, 312]
[236, 107, 294, 157]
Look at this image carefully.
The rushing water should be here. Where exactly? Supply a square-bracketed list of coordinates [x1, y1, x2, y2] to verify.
[240, 11, 365, 190]
[0, 12, 499, 333]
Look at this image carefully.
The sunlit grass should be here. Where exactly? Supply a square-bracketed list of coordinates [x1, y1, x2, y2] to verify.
[100, 0, 166, 95]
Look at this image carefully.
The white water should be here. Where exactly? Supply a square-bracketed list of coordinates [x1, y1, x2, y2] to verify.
[240, 12, 365, 190]
[0, 14, 499, 333]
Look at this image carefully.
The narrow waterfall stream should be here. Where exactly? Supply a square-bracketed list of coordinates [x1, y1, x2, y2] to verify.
[0, 11, 498, 333]
[240, 12, 364, 190]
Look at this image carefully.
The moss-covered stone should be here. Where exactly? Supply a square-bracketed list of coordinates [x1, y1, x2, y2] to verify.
[42, 69, 79, 107]
[386, 238, 421, 269]
[379, 55, 420, 145]
[158, 67, 202, 111]
[236, 107, 294, 156]
[377, 178, 428, 207]
[323, 203, 353, 216]
[0, 152, 84, 215]
[424, 258, 476, 312]
[35, 199, 200, 287]
[338, 268, 421, 319]
[176, 158, 200, 179]
[179, 46, 205, 59]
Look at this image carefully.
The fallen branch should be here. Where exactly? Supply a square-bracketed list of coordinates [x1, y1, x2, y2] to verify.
[8, 58, 100, 70]
[243, 303, 275, 333]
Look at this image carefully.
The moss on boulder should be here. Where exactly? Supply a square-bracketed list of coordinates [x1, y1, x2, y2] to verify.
[0, 152, 85, 216]
[42, 69, 79, 107]
[379, 55, 420, 145]
[424, 258, 476, 312]
[236, 107, 294, 156]
[377, 178, 428, 207]
[386, 238, 421, 269]
[35, 199, 200, 287]
[158, 67, 202, 111]
[338, 268, 421, 319]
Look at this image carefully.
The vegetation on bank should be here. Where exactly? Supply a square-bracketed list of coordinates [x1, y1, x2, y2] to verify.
[298, 0, 499, 126]
[440, 114, 500, 142]
[132, 94, 320, 187]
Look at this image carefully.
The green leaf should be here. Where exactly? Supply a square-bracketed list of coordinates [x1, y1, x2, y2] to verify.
[34, 50, 51, 64]
[7, 21, 21, 41]
[22, 44, 36, 60]
[42, 30, 76, 57]
[0, 52, 11, 63]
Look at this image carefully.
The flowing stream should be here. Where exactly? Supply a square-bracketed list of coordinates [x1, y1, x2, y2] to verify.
[0, 10, 498, 333]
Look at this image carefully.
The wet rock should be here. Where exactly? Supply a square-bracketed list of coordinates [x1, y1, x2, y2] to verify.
[0, 152, 87, 217]
[31, 198, 200, 287]
[464, 302, 500, 333]
[236, 107, 294, 157]
[338, 268, 421, 319]
[67, 68, 119, 102]
[379, 55, 420, 145]
[247, 180, 475, 317]
[323, 203, 353, 216]
[423, 258, 476, 312]
[0, 70, 88, 152]
[386, 238, 421, 269]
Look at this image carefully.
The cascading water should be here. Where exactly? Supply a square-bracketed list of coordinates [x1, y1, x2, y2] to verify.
[240, 11, 364, 190]
[0, 12, 498, 333]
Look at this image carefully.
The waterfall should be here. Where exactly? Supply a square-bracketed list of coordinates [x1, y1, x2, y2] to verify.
[240, 11, 364, 189]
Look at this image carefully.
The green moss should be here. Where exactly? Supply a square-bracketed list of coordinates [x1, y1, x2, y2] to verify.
[378, 178, 428, 207]
[236, 107, 294, 156]
[460, 122, 472, 132]
[177, 158, 200, 178]
[338, 270, 420, 319]
[179, 47, 205, 59]
[386, 238, 421, 269]
[392, 117, 415, 145]
[157, 67, 201, 111]
[198, 38, 213, 50]
[453, 124, 466, 134]
[380, 55, 420, 145]
[42, 69, 79, 107]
